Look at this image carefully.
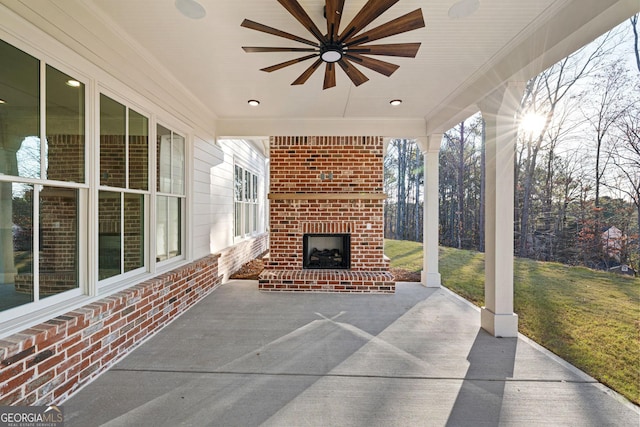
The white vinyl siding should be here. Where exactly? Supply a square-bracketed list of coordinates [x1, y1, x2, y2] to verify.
[192, 137, 225, 259]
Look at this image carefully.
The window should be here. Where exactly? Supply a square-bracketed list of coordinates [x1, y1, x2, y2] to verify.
[156, 125, 185, 262]
[252, 174, 258, 234]
[234, 164, 259, 238]
[0, 35, 190, 322]
[0, 40, 84, 312]
[98, 94, 148, 281]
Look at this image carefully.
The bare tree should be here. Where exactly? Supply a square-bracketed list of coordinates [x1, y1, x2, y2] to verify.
[581, 61, 630, 207]
[383, 139, 424, 241]
[554, 148, 587, 263]
[395, 139, 407, 239]
[383, 146, 398, 237]
[609, 102, 640, 269]
[516, 31, 618, 257]
[537, 100, 585, 260]
[631, 14, 640, 73]
[440, 115, 483, 250]
[478, 118, 486, 252]
[456, 121, 465, 249]
[411, 145, 424, 242]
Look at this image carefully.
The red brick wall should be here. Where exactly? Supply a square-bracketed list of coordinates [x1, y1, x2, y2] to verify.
[217, 233, 268, 281]
[269, 136, 384, 194]
[40, 188, 78, 274]
[128, 135, 148, 190]
[261, 136, 393, 293]
[14, 187, 79, 295]
[266, 202, 387, 271]
[0, 254, 222, 406]
[100, 134, 126, 188]
[46, 134, 84, 183]
[123, 194, 144, 272]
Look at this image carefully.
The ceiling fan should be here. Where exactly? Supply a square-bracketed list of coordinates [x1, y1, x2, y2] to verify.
[241, 0, 425, 90]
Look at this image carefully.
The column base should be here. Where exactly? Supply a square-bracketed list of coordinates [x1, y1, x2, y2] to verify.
[481, 307, 518, 337]
[421, 271, 441, 288]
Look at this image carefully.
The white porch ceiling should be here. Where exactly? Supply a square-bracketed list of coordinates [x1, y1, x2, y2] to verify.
[2, 0, 638, 136]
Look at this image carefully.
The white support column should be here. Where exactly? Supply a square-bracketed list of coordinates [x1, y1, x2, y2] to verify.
[417, 135, 442, 288]
[478, 82, 524, 337]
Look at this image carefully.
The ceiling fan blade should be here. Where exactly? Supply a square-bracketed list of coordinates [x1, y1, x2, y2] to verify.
[292, 58, 324, 85]
[338, 59, 369, 86]
[261, 54, 318, 72]
[277, 0, 326, 43]
[338, 0, 399, 43]
[347, 42, 421, 58]
[344, 53, 399, 77]
[323, 62, 337, 89]
[325, 0, 345, 43]
[344, 9, 425, 47]
[243, 47, 318, 53]
[241, 19, 318, 47]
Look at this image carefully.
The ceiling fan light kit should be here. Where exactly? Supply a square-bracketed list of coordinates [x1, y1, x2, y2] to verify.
[320, 45, 343, 63]
[242, 0, 425, 90]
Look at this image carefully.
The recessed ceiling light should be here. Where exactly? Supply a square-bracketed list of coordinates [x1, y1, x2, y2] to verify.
[390, 99, 402, 106]
[248, 100, 260, 107]
[175, 0, 206, 19]
[66, 80, 81, 87]
[448, 0, 480, 19]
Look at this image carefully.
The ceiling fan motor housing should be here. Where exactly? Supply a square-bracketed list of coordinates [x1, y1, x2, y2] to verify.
[321, 43, 343, 62]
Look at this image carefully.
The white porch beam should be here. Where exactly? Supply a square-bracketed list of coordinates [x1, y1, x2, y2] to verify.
[417, 135, 442, 288]
[478, 82, 524, 337]
[216, 118, 428, 139]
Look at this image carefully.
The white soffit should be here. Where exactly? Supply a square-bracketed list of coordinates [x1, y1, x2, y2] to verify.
[3, 0, 638, 136]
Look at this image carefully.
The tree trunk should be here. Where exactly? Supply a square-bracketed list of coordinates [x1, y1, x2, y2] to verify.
[519, 135, 541, 257]
[396, 139, 407, 240]
[414, 147, 422, 242]
[479, 118, 486, 252]
[631, 14, 640, 73]
[457, 122, 465, 249]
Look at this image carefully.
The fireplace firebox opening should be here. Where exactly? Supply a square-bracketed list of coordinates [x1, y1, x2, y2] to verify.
[303, 233, 350, 269]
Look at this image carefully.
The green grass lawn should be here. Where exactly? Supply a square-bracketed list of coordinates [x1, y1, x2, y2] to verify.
[384, 239, 640, 405]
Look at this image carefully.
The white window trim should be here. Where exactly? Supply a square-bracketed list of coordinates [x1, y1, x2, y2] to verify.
[96, 91, 152, 288]
[233, 160, 261, 242]
[0, 11, 200, 339]
[154, 121, 189, 267]
[0, 41, 90, 325]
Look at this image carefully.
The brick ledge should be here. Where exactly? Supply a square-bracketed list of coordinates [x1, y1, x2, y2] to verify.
[258, 269, 395, 293]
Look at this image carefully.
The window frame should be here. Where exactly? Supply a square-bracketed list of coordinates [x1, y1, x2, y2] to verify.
[97, 93, 151, 287]
[0, 42, 89, 324]
[233, 162, 260, 240]
[0, 30, 193, 336]
[154, 122, 187, 267]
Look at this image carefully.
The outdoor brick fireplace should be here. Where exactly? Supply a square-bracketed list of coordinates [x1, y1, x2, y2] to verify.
[259, 136, 394, 293]
[303, 233, 350, 269]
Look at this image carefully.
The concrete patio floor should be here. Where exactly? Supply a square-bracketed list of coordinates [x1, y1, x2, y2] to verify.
[63, 280, 639, 426]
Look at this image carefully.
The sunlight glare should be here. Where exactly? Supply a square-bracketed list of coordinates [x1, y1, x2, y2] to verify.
[520, 112, 546, 136]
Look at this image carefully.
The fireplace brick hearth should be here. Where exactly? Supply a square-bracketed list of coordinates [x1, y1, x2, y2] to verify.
[259, 136, 394, 293]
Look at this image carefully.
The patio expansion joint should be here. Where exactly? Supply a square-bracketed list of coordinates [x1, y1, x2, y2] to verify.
[108, 367, 600, 384]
